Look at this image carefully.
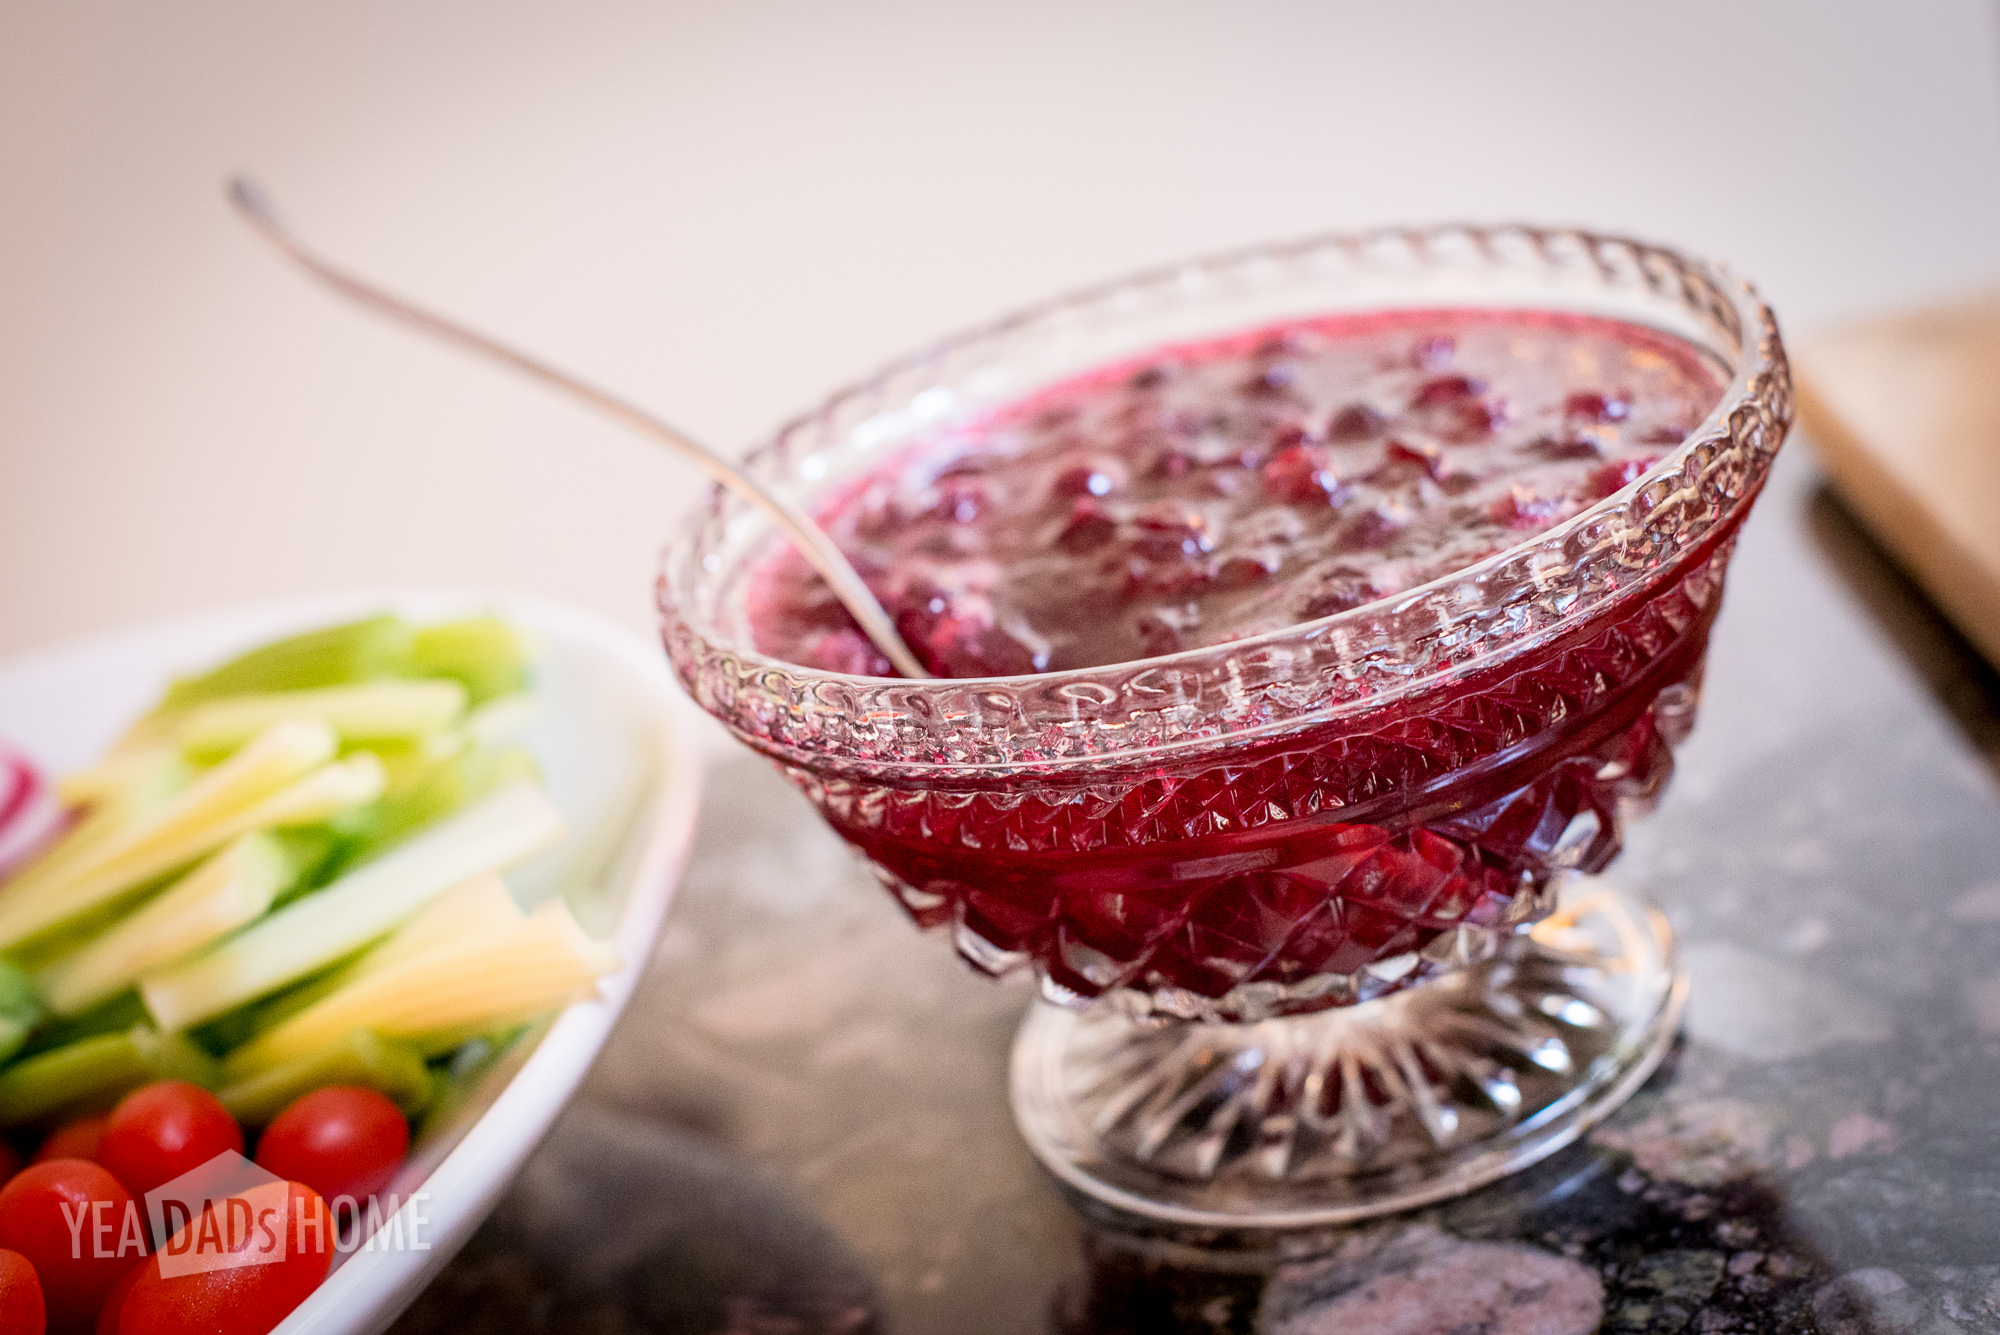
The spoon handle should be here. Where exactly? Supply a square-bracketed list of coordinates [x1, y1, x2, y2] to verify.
[226, 178, 931, 681]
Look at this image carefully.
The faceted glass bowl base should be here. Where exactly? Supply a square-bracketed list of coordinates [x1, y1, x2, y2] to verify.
[1009, 879, 1686, 1232]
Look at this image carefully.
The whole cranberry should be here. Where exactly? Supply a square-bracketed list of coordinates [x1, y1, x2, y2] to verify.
[1261, 445, 1342, 505]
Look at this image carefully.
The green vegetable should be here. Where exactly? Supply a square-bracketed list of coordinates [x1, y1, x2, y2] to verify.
[329, 742, 538, 876]
[0, 961, 46, 1065]
[160, 616, 415, 710]
[139, 780, 565, 1033]
[20, 990, 150, 1058]
[414, 1023, 535, 1142]
[0, 1025, 220, 1125]
[217, 1029, 433, 1124]
[410, 618, 532, 706]
[175, 680, 468, 758]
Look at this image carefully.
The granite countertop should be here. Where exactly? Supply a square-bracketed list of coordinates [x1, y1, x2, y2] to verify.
[389, 445, 2000, 1335]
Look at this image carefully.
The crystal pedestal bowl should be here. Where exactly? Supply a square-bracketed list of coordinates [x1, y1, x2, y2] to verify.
[660, 225, 1790, 1229]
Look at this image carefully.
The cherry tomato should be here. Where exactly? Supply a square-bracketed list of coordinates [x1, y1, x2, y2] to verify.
[253, 1087, 408, 1206]
[0, 1160, 140, 1332]
[93, 1262, 142, 1335]
[35, 1116, 108, 1166]
[98, 1084, 243, 1202]
[0, 1246, 47, 1335]
[117, 1180, 331, 1335]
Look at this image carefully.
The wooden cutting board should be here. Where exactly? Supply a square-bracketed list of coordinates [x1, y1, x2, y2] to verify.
[1795, 292, 2000, 666]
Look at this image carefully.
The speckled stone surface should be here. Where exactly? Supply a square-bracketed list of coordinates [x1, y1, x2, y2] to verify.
[389, 446, 2000, 1335]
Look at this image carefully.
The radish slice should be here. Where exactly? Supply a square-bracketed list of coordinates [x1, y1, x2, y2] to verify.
[0, 749, 67, 880]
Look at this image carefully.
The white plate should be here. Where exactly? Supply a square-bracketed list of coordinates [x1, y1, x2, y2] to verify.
[0, 591, 704, 1335]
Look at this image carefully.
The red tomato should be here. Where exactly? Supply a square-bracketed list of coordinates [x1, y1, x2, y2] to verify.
[35, 1117, 109, 1166]
[253, 1087, 408, 1206]
[98, 1084, 243, 1201]
[0, 1138, 22, 1184]
[94, 1262, 141, 1335]
[116, 1180, 331, 1335]
[0, 1160, 141, 1333]
[0, 1246, 47, 1335]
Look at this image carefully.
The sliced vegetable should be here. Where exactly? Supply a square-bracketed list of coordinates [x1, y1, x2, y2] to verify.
[217, 1029, 432, 1124]
[324, 741, 515, 870]
[0, 1026, 219, 1126]
[410, 617, 532, 705]
[158, 615, 414, 710]
[0, 721, 339, 949]
[174, 680, 468, 758]
[222, 899, 614, 1076]
[139, 781, 564, 1033]
[37, 833, 299, 1018]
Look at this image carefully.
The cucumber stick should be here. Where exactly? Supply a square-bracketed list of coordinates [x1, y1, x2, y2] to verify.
[140, 780, 565, 1033]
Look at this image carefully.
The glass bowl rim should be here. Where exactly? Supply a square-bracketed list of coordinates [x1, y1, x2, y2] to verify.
[659, 222, 1789, 766]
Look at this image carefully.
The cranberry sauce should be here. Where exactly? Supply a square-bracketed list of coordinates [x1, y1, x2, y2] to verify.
[751, 309, 1735, 1015]
[751, 309, 1725, 679]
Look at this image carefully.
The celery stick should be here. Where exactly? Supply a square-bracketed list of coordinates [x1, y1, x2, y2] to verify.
[0, 735, 378, 955]
[410, 618, 531, 706]
[0, 1025, 219, 1125]
[220, 900, 614, 1077]
[0, 1033, 149, 1124]
[140, 781, 565, 1033]
[176, 681, 468, 759]
[335, 741, 537, 874]
[328, 749, 479, 869]
[160, 616, 414, 710]
[38, 833, 296, 1017]
[217, 1029, 432, 1124]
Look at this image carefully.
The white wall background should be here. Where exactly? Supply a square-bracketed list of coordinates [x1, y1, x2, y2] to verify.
[3, 1, 1997, 654]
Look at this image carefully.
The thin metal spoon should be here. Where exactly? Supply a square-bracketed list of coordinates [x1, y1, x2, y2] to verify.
[225, 177, 932, 680]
